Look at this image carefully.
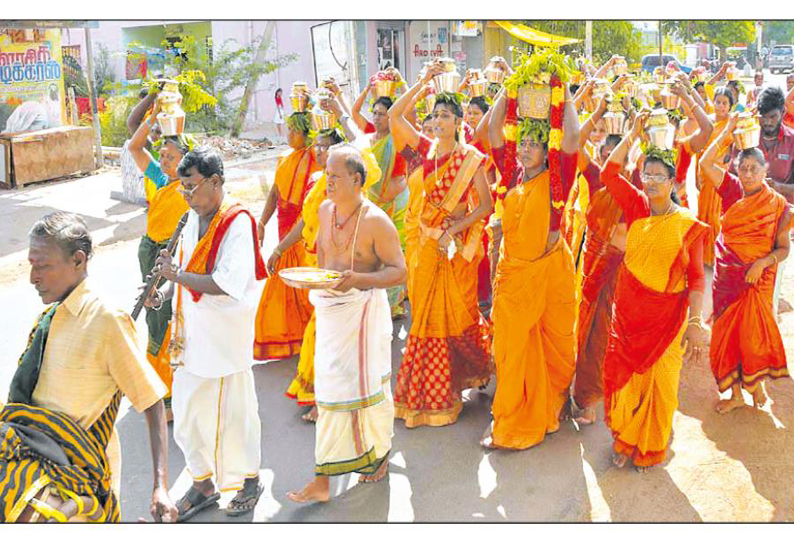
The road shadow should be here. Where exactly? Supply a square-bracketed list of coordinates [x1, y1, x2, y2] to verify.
[677, 339, 794, 521]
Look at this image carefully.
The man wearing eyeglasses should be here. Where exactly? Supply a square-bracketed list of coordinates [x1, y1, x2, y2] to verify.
[145, 147, 267, 521]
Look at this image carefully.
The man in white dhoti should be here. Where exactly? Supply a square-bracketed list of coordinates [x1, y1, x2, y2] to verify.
[148, 147, 267, 520]
[287, 144, 407, 504]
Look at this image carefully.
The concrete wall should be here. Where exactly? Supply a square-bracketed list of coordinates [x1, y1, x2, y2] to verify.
[61, 20, 321, 134]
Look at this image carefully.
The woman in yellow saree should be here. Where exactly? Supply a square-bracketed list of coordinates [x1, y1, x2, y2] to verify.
[388, 61, 494, 428]
[601, 112, 709, 471]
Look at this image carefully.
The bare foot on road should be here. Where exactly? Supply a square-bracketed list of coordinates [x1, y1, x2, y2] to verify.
[753, 386, 768, 409]
[575, 406, 596, 426]
[715, 396, 745, 414]
[359, 453, 390, 483]
[612, 453, 629, 468]
[287, 477, 330, 504]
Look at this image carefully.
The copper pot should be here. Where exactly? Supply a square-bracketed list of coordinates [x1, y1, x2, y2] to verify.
[659, 84, 681, 110]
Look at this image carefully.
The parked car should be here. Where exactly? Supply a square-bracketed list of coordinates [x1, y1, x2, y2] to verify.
[640, 54, 693, 75]
[769, 44, 794, 74]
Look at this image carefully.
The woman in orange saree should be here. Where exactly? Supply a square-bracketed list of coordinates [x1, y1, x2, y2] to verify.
[700, 117, 791, 413]
[388, 62, 494, 428]
[601, 112, 710, 472]
[254, 113, 320, 360]
[479, 77, 581, 450]
[697, 88, 734, 267]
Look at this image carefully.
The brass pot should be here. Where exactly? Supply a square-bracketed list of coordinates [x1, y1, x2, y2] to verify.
[645, 109, 676, 150]
[660, 86, 681, 110]
[603, 111, 627, 135]
[310, 108, 337, 131]
[484, 67, 505, 84]
[157, 111, 185, 136]
[469, 79, 488, 98]
[433, 71, 461, 93]
[156, 81, 186, 136]
[290, 82, 310, 113]
[734, 125, 761, 150]
[726, 67, 740, 81]
[518, 83, 551, 120]
[290, 94, 309, 113]
[374, 79, 397, 98]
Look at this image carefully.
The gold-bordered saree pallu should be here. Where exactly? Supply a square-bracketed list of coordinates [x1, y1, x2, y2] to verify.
[711, 182, 790, 393]
[603, 210, 708, 467]
[310, 288, 393, 476]
[395, 143, 493, 428]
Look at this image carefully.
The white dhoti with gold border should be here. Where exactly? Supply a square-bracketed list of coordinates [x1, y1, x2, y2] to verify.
[172, 368, 262, 491]
[310, 287, 394, 476]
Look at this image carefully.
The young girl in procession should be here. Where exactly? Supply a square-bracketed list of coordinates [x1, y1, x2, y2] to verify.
[388, 60, 494, 428]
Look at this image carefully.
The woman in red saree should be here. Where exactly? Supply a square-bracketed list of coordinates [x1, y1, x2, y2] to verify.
[700, 116, 791, 413]
[601, 112, 710, 471]
[573, 80, 713, 425]
[388, 61, 494, 428]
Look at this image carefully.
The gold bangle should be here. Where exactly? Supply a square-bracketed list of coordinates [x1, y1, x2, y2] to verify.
[771, 253, 778, 265]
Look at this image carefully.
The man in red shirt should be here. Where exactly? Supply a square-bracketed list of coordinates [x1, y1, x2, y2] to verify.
[731, 87, 794, 201]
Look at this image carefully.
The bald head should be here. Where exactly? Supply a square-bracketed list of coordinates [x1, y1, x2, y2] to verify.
[328, 143, 367, 187]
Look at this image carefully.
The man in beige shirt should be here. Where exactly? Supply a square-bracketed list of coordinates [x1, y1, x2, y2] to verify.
[19, 211, 177, 521]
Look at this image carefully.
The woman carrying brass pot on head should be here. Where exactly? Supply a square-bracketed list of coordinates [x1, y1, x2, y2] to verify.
[600, 111, 709, 472]
[129, 87, 194, 418]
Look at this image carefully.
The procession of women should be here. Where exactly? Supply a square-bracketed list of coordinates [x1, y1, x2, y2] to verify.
[1, 43, 792, 522]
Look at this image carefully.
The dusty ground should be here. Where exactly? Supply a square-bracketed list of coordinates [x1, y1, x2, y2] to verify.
[1, 140, 793, 522]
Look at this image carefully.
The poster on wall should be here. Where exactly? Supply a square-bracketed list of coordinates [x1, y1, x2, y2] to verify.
[377, 28, 400, 71]
[408, 21, 449, 82]
[0, 28, 65, 134]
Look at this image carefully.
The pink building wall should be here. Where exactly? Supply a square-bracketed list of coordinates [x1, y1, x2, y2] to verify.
[61, 20, 322, 134]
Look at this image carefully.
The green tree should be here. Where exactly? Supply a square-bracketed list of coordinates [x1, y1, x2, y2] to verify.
[165, 33, 297, 134]
[518, 21, 643, 64]
[662, 21, 755, 61]
[761, 21, 794, 47]
[93, 43, 116, 97]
